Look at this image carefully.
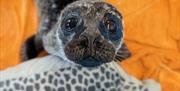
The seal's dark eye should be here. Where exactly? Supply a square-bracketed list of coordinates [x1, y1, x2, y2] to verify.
[99, 13, 123, 41]
[105, 20, 115, 33]
[65, 17, 78, 30]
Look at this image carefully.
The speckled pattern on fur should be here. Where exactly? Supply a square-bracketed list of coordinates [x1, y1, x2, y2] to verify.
[0, 59, 159, 91]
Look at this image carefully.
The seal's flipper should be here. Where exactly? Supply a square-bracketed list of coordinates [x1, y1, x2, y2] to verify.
[21, 34, 44, 61]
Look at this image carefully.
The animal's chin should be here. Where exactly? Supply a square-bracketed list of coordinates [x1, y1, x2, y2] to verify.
[76, 57, 104, 67]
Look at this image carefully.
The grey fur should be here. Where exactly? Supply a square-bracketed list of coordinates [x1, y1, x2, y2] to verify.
[21, 0, 131, 62]
[42, 0, 130, 66]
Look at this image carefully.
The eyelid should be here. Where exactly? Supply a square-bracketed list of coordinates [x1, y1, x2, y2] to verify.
[64, 12, 80, 20]
[61, 12, 83, 33]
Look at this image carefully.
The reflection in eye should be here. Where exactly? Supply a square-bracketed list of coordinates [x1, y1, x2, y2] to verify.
[105, 20, 115, 33]
[99, 12, 123, 41]
[65, 17, 78, 30]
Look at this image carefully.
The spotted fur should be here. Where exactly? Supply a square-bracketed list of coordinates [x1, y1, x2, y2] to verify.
[0, 60, 159, 91]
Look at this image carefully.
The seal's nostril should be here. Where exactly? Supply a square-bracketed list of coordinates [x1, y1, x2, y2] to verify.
[80, 40, 88, 48]
[93, 36, 103, 47]
[79, 36, 88, 48]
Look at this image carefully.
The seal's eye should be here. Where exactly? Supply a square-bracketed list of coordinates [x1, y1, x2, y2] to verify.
[99, 12, 123, 41]
[105, 20, 115, 33]
[65, 17, 78, 30]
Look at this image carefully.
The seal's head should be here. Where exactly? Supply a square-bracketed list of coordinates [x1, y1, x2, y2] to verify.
[43, 0, 130, 67]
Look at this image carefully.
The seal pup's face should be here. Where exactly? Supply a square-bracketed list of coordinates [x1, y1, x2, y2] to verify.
[43, 0, 126, 67]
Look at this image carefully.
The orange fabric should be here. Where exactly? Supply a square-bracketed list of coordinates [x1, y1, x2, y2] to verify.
[0, 0, 38, 69]
[105, 0, 180, 91]
[0, 0, 180, 91]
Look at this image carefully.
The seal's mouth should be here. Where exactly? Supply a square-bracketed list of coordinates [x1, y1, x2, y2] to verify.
[76, 57, 104, 67]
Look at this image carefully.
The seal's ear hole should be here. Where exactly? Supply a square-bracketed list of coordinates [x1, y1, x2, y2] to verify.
[114, 43, 131, 62]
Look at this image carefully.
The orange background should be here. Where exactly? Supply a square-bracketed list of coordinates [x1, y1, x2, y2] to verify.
[0, 0, 180, 91]
[0, 0, 38, 69]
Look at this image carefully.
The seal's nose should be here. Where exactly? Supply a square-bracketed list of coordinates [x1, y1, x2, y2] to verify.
[78, 25, 103, 49]
[79, 33, 103, 49]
